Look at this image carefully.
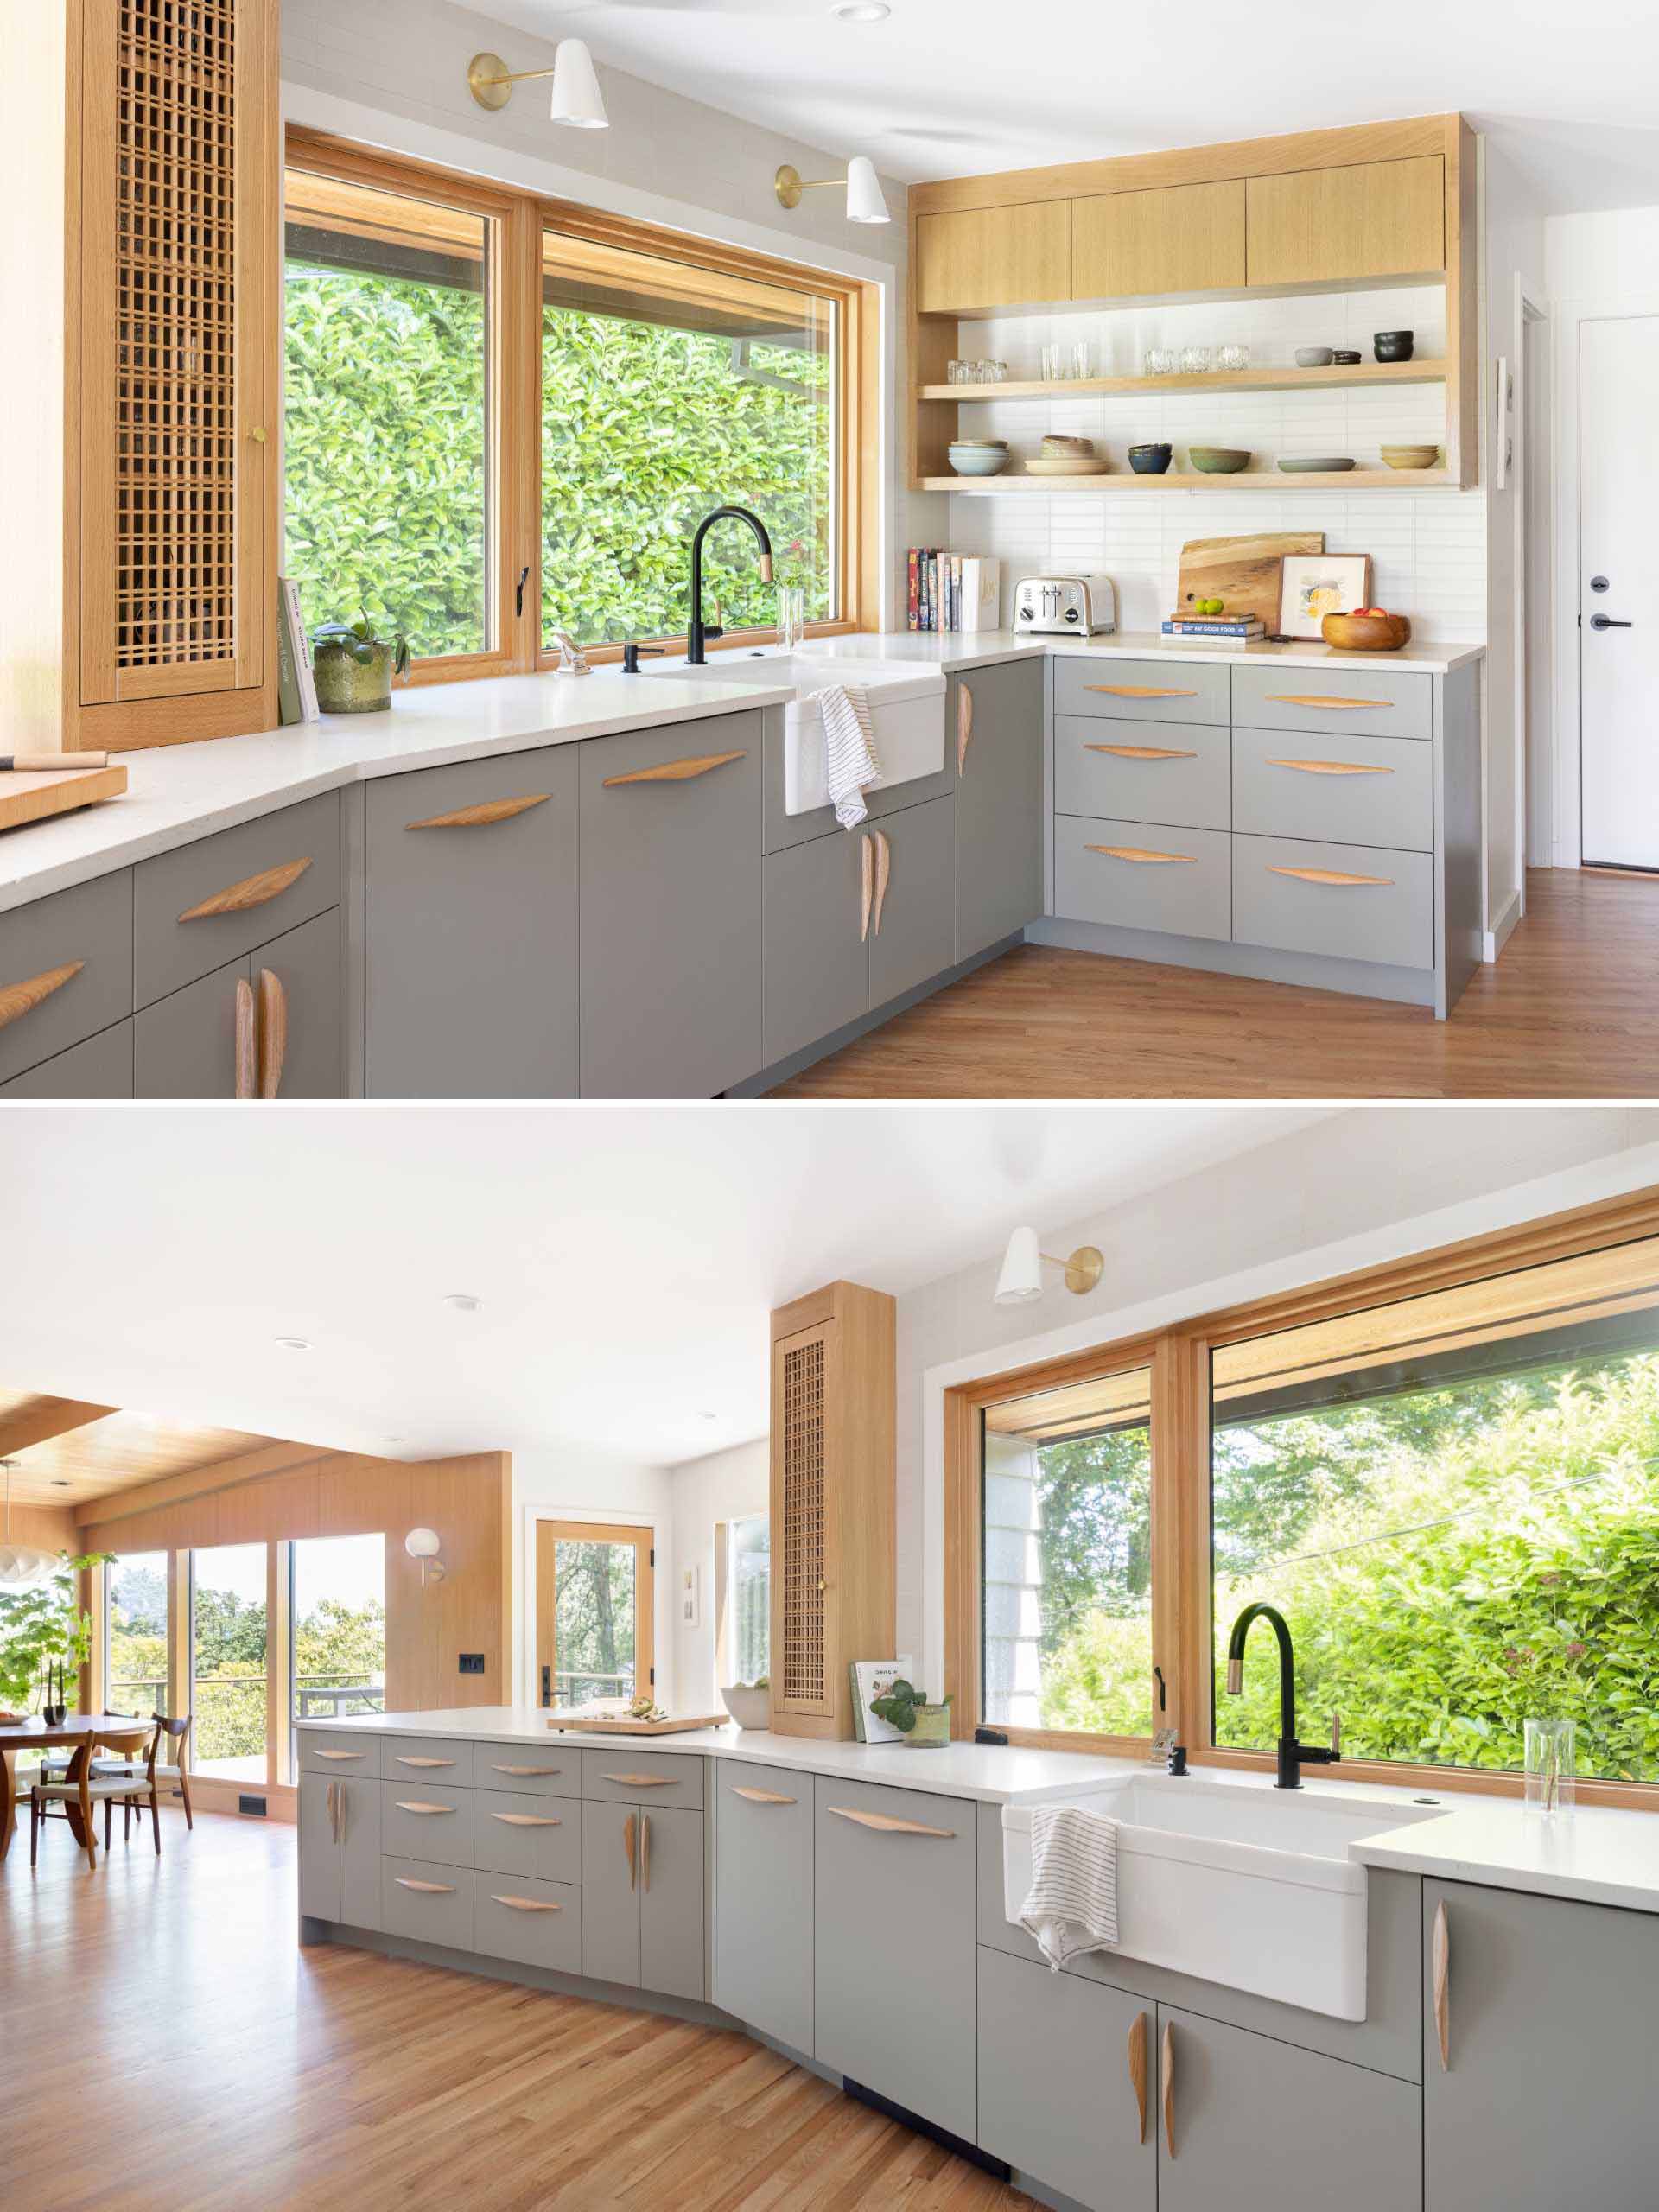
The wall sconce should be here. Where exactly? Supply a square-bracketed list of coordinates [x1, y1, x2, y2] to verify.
[467, 41, 609, 129]
[404, 1528, 447, 1588]
[774, 156, 891, 226]
[994, 1227, 1104, 1307]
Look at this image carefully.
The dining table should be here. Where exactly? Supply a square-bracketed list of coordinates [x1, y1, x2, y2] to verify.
[0, 1714, 153, 1864]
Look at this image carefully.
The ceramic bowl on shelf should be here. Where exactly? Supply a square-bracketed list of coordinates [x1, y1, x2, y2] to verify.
[1128, 442, 1173, 474]
[1040, 434, 1096, 456]
[1332, 349, 1363, 365]
[1189, 446, 1251, 474]
[1278, 456, 1356, 473]
[1322, 611, 1412, 652]
[1025, 454, 1109, 476]
[1381, 443, 1440, 471]
[1295, 346, 1335, 368]
[947, 438, 1009, 477]
[720, 1684, 772, 1731]
[1374, 329, 1415, 361]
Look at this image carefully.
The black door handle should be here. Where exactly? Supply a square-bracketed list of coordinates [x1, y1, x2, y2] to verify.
[1590, 614, 1633, 631]
[540, 1663, 550, 1707]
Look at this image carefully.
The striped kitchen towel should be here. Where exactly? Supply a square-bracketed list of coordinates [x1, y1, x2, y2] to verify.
[811, 683, 881, 829]
[1019, 1805, 1121, 1971]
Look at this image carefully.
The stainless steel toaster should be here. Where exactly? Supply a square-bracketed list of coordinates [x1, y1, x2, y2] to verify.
[1013, 574, 1116, 635]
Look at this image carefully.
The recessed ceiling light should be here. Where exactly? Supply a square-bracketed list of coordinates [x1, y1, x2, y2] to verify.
[384, 1435, 407, 1446]
[696, 1411, 719, 1422]
[443, 1292, 484, 1313]
[831, 2, 891, 18]
[275, 1336, 313, 1352]
[51, 1479, 73, 1489]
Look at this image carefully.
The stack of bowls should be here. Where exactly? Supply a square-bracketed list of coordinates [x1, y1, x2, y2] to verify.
[1381, 442, 1440, 471]
[1027, 434, 1106, 477]
[947, 436, 1009, 477]
[1128, 442, 1173, 475]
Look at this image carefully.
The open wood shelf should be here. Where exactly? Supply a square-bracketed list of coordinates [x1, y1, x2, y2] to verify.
[918, 359, 1448, 403]
[924, 468, 1452, 493]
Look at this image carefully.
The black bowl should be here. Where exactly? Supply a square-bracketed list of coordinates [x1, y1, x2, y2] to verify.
[1332, 349, 1362, 365]
[1128, 442, 1173, 474]
[1373, 330, 1415, 361]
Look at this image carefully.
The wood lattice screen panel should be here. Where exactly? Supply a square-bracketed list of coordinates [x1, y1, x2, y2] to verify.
[779, 1332, 828, 1708]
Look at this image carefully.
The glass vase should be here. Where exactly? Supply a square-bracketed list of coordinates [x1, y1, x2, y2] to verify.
[1524, 1717, 1575, 1817]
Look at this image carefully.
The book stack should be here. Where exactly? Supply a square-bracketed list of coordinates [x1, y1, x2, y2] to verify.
[1161, 612, 1267, 645]
[906, 550, 1000, 633]
[849, 1656, 915, 1743]
[276, 577, 321, 725]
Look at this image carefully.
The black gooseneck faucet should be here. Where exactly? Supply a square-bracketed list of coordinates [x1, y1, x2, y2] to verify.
[1224, 1600, 1341, 1790]
[686, 505, 774, 664]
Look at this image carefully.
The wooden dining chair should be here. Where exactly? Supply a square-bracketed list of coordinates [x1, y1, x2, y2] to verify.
[29, 1732, 149, 1871]
[96, 1713, 193, 1831]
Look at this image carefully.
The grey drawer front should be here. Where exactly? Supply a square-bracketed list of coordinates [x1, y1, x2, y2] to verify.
[1054, 657, 1230, 726]
[254, 909, 343, 1100]
[473, 1873, 582, 1974]
[1232, 728, 1433, 852]
[1231, 664, 1432, 741]
[1233, 834, 1433, 970]
[382, 1855, 473, 1949]
[473, 1750, 576, 1797]
[473, 1789, 582, 1883]
[715, 1758, 815, 2056]
[132, 954, 244, 1099]
[0, 1020, 133, 1097]
[133, 792, 340, 1008]
[0, 870, 132, 1084]
[300, 1729, 383, 1779]
[1056, 718, 1230, 832]
[380, 1779, 474, 1866]
[383, 1737, 474, 1786]
[582, 1749, 703, 1807]
[868, 793, 957, 1011]
[1054, 816, 1232, 942]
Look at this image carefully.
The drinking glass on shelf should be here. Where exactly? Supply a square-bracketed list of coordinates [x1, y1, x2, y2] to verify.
[1143, 346, 1175, 377]
[776, 585, 805, 652]
[1179, 346, 1213, 374]
[1040, 343, 1059, 381]
[993, 361, 1008, 383]
[1073, 340, 1093, 380]
[947, 359, 964, 385]
[1217, 343, 1250, 372]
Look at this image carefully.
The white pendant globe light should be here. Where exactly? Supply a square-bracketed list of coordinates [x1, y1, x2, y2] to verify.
[550, 39, 608, 129]
[844, 156, 891, 226]
[0, 1460, 59, 1587]
[404, 1526, 447, 1588]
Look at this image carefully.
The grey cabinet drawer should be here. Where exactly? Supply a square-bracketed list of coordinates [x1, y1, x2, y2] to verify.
[869, 794, 957, 1010]
[582, 1749, 702, 1807]
[474, 1873, 582, 1974]
[472, 1749, 575, 1797]
[132, 954, 244, 1098]
[715, 1759, 814, 2056]
[579, 711, 762, 1097]
[383, 1855, 473, 1949]
[381, 1779, 474, 1867]
[131, 909, 342, 1099]
[1232, 728, 1433, 852]
[1054, 657, 1230, 726]
[133, 792, 340, 1008]
[1054, 817, 1231, 942]
[1233, 834, 1433, 970]
[1055, 718, 1230, 832]
[955, 661, 1045, 961]
[639, 1802, 705, 2000]
[383, 1737, 474, 1786]
[473, 1789, 582, 1883]
[0, 1020, 133, 1097]
[364, 747, 578, 1099]
[814, 1777, 977, 2144]
[1231, 663, 1432, 741]
[0, 870, 132, 1084]
[300, 1730, 382, 1779]
[761, 828, 869, 1067]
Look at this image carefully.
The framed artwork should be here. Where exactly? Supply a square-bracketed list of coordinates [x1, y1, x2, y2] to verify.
[680, 1563, 701, 1629]
[1280, 554, 1372, 639]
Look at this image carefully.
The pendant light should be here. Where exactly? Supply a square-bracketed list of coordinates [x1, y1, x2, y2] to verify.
[0, 1460, 59, 1587]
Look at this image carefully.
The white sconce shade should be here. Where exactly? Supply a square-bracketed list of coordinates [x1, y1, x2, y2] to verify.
[550, 39, 608, 128]
[404, 1527, 447, 1587]
[995, 1226, 1044, 1306]
[844, 156, 891, 225]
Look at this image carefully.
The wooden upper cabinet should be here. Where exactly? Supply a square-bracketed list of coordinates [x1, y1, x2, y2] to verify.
[1246, 156, 1446, 288]
[1071, 181, 1246, 300]
[915, 202, 1071, 315]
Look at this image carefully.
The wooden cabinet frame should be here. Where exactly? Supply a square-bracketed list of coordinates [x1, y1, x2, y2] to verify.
[944, 1184, 1659, 1809]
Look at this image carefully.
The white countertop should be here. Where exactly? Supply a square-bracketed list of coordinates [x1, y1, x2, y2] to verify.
[1349, 1796, 1659, 1914]
[791, 629, 1486, 678]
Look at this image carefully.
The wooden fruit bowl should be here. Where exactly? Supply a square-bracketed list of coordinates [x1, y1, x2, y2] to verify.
[1322, 612, 1411, 652]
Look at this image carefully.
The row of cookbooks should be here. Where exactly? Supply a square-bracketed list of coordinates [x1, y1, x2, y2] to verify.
[906, 550, 1000, 632]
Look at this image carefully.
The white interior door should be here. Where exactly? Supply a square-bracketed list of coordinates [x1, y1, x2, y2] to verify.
[1580, 316, 1659, 868]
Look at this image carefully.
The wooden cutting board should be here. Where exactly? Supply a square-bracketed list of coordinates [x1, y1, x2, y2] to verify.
[0, 763, 128, 836]
[545, 1713, 728, 1735]
[1174, 532, 1325, 633]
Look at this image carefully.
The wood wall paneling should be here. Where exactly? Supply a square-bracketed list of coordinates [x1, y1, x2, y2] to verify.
[1072, 181, 1246, 300]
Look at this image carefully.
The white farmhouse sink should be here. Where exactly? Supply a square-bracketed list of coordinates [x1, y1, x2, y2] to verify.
[641, 651, 945, 816]
[1002, 1774, 1440, 2021]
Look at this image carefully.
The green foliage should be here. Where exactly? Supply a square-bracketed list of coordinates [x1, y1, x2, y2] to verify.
[869, 1678, 950, 1734]
[313, 617, 411, 678]
[1027, 1425, 1154, 1734]
[0, 1554, 109, 1714]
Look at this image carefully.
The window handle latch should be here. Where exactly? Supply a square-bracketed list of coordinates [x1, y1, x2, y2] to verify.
[1154, 1665, 1167, 1712]
[516, 564, 531, 618]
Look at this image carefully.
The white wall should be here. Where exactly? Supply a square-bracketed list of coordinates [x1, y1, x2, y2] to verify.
[667, 1437, 770, 1715]
[893, 1105, 1659, 1683]
[511, 1446, 674, 1707]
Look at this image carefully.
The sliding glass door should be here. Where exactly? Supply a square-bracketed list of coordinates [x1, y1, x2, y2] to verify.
[105, 1552, 169, 1718]
[289, 1534, 386, 1779]
[190, 1545, 268, 1782]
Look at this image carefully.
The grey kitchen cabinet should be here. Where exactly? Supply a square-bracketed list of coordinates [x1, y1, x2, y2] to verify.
[1156, 2004, 1421, 2212]
[814, 1777, 977, 2144]
[977, 1947, 1156, 2212]
[0, 868, 133, 1085]
[474, 1874, 583, 1974]
[1423, 1879, 1659, 2211]
[133, 909, 342, 1099]
[474, 1789, 582, 1885]
[715, 1758, 814, 2057]
[761, 828, 870, 1067]
[578, 710, 762, 1097]
[364, 747, 579, 1098]
[580, 1796, 703, 1998]
[868, 794, 957, 1008]
[0, 1020, 133, 1097]
[297, 1769, 382, 1931]
[954, 661, 1045, 962]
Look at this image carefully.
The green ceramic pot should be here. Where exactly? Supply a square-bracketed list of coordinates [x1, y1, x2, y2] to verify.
[314, 639, 398, 714]
[905, 1702, 951, 1749]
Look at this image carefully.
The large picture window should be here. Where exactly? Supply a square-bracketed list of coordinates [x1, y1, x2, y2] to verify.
[105, 1552, 168, 1716]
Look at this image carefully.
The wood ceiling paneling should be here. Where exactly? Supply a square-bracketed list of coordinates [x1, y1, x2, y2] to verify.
[0, 1389, 276, 1507]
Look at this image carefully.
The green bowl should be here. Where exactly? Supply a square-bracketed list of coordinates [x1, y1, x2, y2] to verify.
[1188, 447, 1251, 474]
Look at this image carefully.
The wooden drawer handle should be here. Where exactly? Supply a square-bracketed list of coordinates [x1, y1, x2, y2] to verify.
[731, 1786, 798, 1805]
[490, 1893, 563, 1913]
[1086, 844, 1197, 866]
[872, 829, 891, 937]
[233, 976, 256, 1101]
[490, 1764, 562, 1777]
[1084, 742, 1197, 761]
[1268, 864, 1394, 887]
[601, 748, 746, 788]
[311, 1749, 364, 1761]
[0, 962, 84, 1034]
[178, 856, 312, 922]
[1128, 2011, 1149, 2145]
[1161, 2020, 1175, 2158]
[641, 1810, 652, 1892]
[490, 1811, 562, 1827]
[393, 1800, 454, 1815]
[395, 1756, 457, 1769]
[1264, 694, 1391, 710]
[1433, 1899, 1451, 2070]
[957, 682, 974, 775]
[1267, 757, 1392, 777]
[406, 794, 551, 830]
[1086, 684, 1197, 700]
[393, 1877, 455, 1894]
[256, 968, 286, 1099]
[623, 1810, 637, 1891]
[860, 831, 874, 944]
[601, 1772, 680, 1787]
[825, 1806, 956, 1838]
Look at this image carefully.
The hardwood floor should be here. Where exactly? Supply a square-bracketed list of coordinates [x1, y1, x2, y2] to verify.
[0, 1813, 1033, 2211]
[771, 867, 1659, 1099]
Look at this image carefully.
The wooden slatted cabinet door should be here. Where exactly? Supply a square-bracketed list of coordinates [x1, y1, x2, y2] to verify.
[769, 1319, 838, 1726]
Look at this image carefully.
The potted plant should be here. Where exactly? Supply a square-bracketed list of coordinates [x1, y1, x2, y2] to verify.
[311, 616, 411, 714]
[720, 1675, 771, 1730]
[868, 1677, 952, 1749]
[0, 1553, 105, 1722]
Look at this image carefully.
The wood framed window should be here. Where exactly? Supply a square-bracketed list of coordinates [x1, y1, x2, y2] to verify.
[945, 1184, 1659, 1811]
[283, 128, 878, 686]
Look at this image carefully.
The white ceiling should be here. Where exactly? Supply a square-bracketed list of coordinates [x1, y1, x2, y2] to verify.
[0, 1103, 1332, 1472]
[456, 0, 1659, 212]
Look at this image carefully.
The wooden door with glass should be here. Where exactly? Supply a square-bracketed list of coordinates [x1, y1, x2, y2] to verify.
[535, 1522, 654, 1713]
